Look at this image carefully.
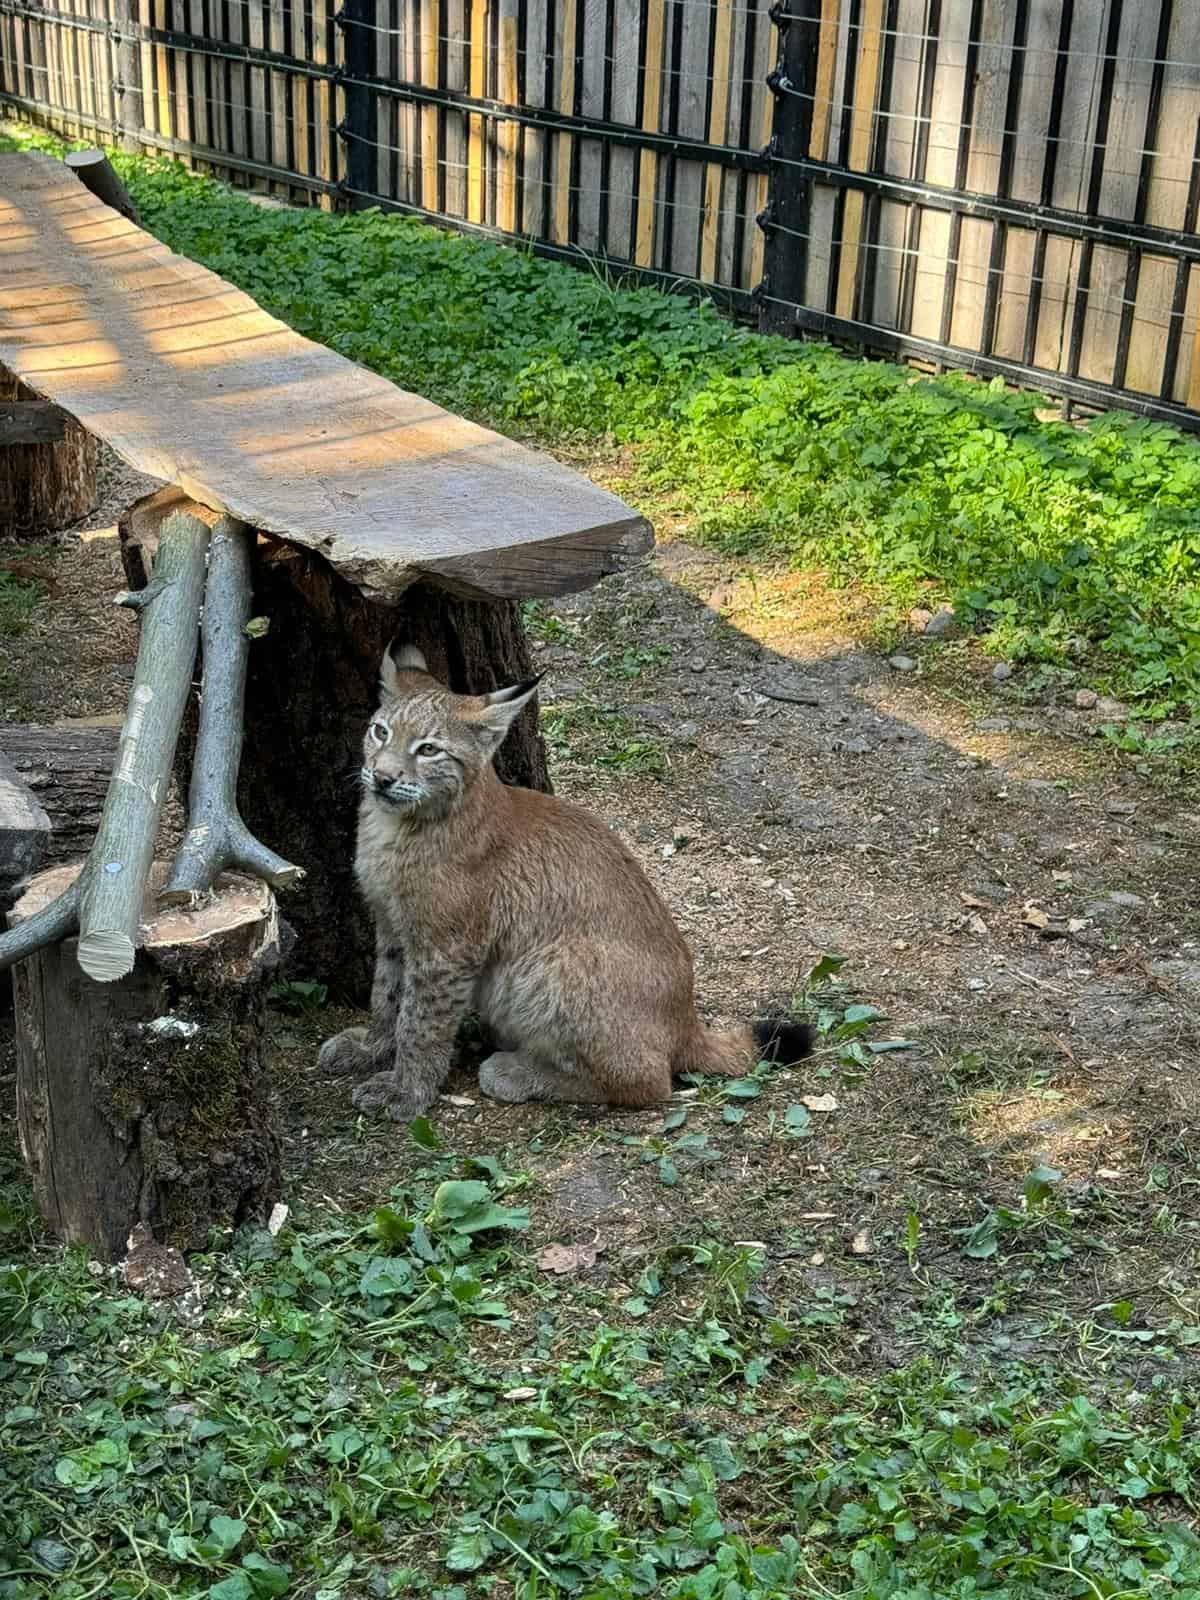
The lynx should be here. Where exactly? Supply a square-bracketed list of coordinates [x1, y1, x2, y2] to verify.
[318, 643, 812, 1121]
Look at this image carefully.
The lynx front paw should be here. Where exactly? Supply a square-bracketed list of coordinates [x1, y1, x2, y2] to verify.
[351, 1069, 429, 1123]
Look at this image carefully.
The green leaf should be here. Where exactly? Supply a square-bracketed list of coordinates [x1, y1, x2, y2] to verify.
[208, 1515, 247, 1556]
[658, 1156, 678, 1187]
[370, 1205, 413, 1245]
[842, 1003, 885, 1025]
[13, 1349, 47, 1365]
[662, 1105, 689, 1131]
[207, 1577, 253, 1600]
[962, 1213, 1000, 1259]
[783, 1104, 811, 1137]
[445, 1526, 492, 1573]
[242, 1553, 291, 1597]
[723, 1104, 747, 1124]
[408, 1115, 442, 1150]
[722, 1078, 763, 1099]
[430, 1180, 529, 1235]
[805, 953, 848, 986]
[1023, 1164, 1063, 1207]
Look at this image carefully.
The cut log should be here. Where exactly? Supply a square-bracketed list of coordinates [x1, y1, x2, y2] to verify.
[64, 149, 140, 223]
[0, 370, 97, 536]
[122, 490, 551, 1001]
[0, 751, 50, 904]
[164, 518, 303, 903]
[11, 861, 283, 1262]
[0, 724, 119, 867]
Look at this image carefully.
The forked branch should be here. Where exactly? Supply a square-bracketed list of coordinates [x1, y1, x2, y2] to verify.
[162, 518, 303, 905]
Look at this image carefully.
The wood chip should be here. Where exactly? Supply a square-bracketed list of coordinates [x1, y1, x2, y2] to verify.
[502, 1387, 538, 1402]
[801, 1093, 839, 1113]
[850, 1229, 874, 1256]
[535, 1242, 601, 1275]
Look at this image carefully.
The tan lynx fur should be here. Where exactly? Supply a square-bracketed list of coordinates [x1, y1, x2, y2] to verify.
[318, 644, 812, 1120]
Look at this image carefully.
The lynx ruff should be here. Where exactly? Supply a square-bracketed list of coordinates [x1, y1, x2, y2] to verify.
[318, 644, 813, 1121]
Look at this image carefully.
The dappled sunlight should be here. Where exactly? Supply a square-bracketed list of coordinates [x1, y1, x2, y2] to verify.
[0, 150, 648, 597]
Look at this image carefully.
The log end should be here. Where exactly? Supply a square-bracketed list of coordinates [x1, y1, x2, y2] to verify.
[77, 928, 137, 982]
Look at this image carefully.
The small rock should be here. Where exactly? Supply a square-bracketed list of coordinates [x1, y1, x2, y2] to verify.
[995, 832, 1017, 850]
[1074, 689, 1098, 710]
[689, 657, 708, 673]
[1106, 890, 1145, 909]
[909, 607, 933, 632]
[1105, 800, 1137, 818]
[888, 654, 917, 672]
[548, 677, 586, 700]
[976, 717, 1011, 733]
[122, 1224, 195, 1301]
[991, 662, 1013, 682]
[1096, 697, 1128, 718]
[673, 720, 699, 742]
[923, 604, 957, 638]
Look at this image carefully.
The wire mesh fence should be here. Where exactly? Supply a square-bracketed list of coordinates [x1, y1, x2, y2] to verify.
[2, 0, 1198, 424]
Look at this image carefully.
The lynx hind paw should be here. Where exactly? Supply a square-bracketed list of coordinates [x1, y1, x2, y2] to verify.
[351, 1069, 430, 1123]
[317, 1026, 370, 1076]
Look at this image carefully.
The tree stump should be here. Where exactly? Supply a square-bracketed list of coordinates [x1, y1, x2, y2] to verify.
[122, 494, 551, 1001]
[0, 370, 97, 535]
[11, 861, 283, 1262]
[0, 724, 120, 868]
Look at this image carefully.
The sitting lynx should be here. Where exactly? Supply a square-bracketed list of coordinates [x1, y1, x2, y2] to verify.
[319, 643, 812, 1121]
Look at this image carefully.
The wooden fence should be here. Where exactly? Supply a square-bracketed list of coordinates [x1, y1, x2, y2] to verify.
[2, 1, 1200, 426]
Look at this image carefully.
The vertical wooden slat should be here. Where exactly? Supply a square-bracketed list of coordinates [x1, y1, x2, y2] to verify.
[634, 0, 665, 267]
[421, 0, 442, 211]
[268, 0, 289, 185]
[834, 0, 885, 319]
[151, 0, 171, 140]
[748, 1, 779, 287]
[699, 0, 734, 284]
[521, 0, 550, 237]
[444, 0, 469, 218]
[292, 0, 311, 186]
[313, 0, 335, 207]
[468, 0, 488, 222]
[498, 0, 520, 231]
[577, 0, 605, 250]
[552, 0, 578, 244]
[810, 0, 840, 162]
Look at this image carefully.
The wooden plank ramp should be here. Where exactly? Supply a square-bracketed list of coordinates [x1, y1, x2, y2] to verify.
[0, 153, 651, 602]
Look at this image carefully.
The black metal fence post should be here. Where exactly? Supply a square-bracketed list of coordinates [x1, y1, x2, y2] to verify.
[756, 1, 822, 337]
[335, 0, 375, 209]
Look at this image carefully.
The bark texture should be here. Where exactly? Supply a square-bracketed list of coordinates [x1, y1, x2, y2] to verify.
[0, 370, 97, 535]
[12, 862, 282, 1261]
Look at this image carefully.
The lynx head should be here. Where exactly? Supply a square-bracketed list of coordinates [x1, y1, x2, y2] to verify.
[360, 642, 541, 818]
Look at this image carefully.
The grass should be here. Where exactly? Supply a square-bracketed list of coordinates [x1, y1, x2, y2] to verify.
[4, 970, 1200, 1599]
[3, 1123, 1200, 1600]
[5, 124, 1200, 720]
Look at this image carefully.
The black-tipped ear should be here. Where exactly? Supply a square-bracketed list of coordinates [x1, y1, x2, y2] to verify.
[484, 672, 544, 707]
[476, 674, 543, 752]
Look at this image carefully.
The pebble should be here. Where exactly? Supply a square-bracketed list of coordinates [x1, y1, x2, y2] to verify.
[1074, 688, 1098, 709]
[1107, 890, 1145, 909]
[995, 832, 1017, 850]
[992, 662, 1013, 682]
[923, 604, 957, 638]
[908, 607, 933, 631]
[888, 654, 917, 672]
[976, 717, 1011, 733]
[689, 657, 708, 673]
[1097, 696, 1128, 717]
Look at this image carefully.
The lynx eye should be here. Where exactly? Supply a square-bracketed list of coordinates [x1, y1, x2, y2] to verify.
[414, 741, 442, 759]
[369, 721, 390, 744]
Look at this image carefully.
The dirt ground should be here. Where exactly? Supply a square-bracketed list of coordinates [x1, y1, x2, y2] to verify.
[2, 452, 1198, 1380]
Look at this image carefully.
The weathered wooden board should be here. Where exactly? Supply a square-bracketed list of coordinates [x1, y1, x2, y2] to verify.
[0, 153, 651, 601]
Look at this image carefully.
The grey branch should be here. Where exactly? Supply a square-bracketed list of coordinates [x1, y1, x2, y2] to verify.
[162, 518, 303, 905]
[0, 881, 80, 973]
[76, 512, 211, 981]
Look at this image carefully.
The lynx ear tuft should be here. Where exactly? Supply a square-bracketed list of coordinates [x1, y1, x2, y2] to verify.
[475, 674, 543, 753]
[380, 639, 429, 697]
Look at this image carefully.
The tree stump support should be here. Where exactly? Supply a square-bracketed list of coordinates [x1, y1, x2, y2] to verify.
[11, 861, 284, 1261]
[0, 370, 97, 535]
[121, 492, 551, 1002]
